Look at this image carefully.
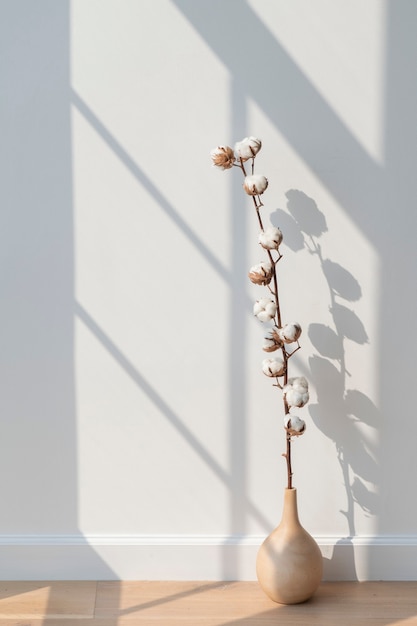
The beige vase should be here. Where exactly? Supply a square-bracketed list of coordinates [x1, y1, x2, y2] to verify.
[256, 488, 323, 604]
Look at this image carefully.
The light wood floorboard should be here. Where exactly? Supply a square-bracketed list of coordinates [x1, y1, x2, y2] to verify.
[0, 581, 415, 625]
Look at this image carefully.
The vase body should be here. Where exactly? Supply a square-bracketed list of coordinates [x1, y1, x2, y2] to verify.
[256, 488, 322, 604]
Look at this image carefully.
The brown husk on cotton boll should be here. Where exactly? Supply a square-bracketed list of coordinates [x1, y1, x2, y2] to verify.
[235, 137, 262, 161]
[278, 322, 302, 344]
[243, 174, 268, 195]
[259, 226, 283, 250]
[210, 146, 235, 170]
[253, 298, 277, 322]
[248, 262, 273, 286]
[262, 328, 284, 352]
[284, 415, 306, 436]
[262, 357, 286, 378]
[283, 377, 309, 408]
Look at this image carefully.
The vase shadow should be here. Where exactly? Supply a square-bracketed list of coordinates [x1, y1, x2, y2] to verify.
[322, 538, 358, 581]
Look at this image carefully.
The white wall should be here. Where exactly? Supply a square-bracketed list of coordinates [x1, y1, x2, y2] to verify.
[1, 0, 417, 581]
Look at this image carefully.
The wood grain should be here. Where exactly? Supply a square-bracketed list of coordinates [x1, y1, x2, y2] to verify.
[0, 581, 96, 618]
[0, 581, 415, 625]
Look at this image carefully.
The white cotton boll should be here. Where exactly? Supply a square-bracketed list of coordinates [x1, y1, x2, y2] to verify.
[285, 389, 309, 407]
[283, 377, 309, 408]
[243, 175, 268, 196]
[248, 262, 273, 286]
[235, 137, 262, 161]
[262, 357, 285, 377]
[262, 337, 278, 352]
[285, 376, 308, 391]
[278, 322, 302, 344]
[284, 415, 306, 436]
[258, 226, 283, 250]
[210, 146, 235, 170]
[262, 329, 283, 352]
[253, 298, 277, 322]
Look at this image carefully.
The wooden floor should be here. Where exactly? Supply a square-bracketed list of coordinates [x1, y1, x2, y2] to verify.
[0, 581, 416, 625]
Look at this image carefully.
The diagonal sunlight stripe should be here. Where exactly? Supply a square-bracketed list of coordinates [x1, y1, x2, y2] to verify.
[116, 582, 226, 617]
[71, 88, 230, 283]
[172, 0, 383, 242]
[74, 300, 271, 531]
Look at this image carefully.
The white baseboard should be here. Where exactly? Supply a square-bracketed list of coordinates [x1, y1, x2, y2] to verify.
[0, 535, 416, 581]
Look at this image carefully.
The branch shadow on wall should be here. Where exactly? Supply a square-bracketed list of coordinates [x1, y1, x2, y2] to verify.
[71, 0, 385, 582]
[172, 2, 417, 578]
[272, 190, 379, 580]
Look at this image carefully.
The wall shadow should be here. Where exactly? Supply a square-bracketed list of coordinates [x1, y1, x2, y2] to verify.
[0, 1, 118, 622]
[376, 0, 417, 551]
[0, 0, 76, 539]
[171, 0, 383, 581]
[70, 84, 271, 579]
[171, 0, 417, 580]
[272, 190, 379, 579]
[75, 300, 271, 534]
[2, 0, 417, 602]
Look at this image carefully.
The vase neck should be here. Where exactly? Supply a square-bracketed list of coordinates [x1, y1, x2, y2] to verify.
[281, 488, 301, 526]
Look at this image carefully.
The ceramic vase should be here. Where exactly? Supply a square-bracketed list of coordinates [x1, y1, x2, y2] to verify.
[256, 488, 323, 604]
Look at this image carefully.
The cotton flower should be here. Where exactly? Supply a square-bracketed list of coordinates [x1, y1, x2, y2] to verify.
[277, 322, 302, 344]
[259, 226, 283, 251]
[262, 328, 283, 352]
[262, 357, 285, 378]
[210, 146, 235, 170]
[243, 175, 268, 196]
[284, 415, 306, 436]
[235, 136, 262, 161]
[248, 262, 273, 286]
[283, 377, 309, 408]
[253, 298, 277, 322]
